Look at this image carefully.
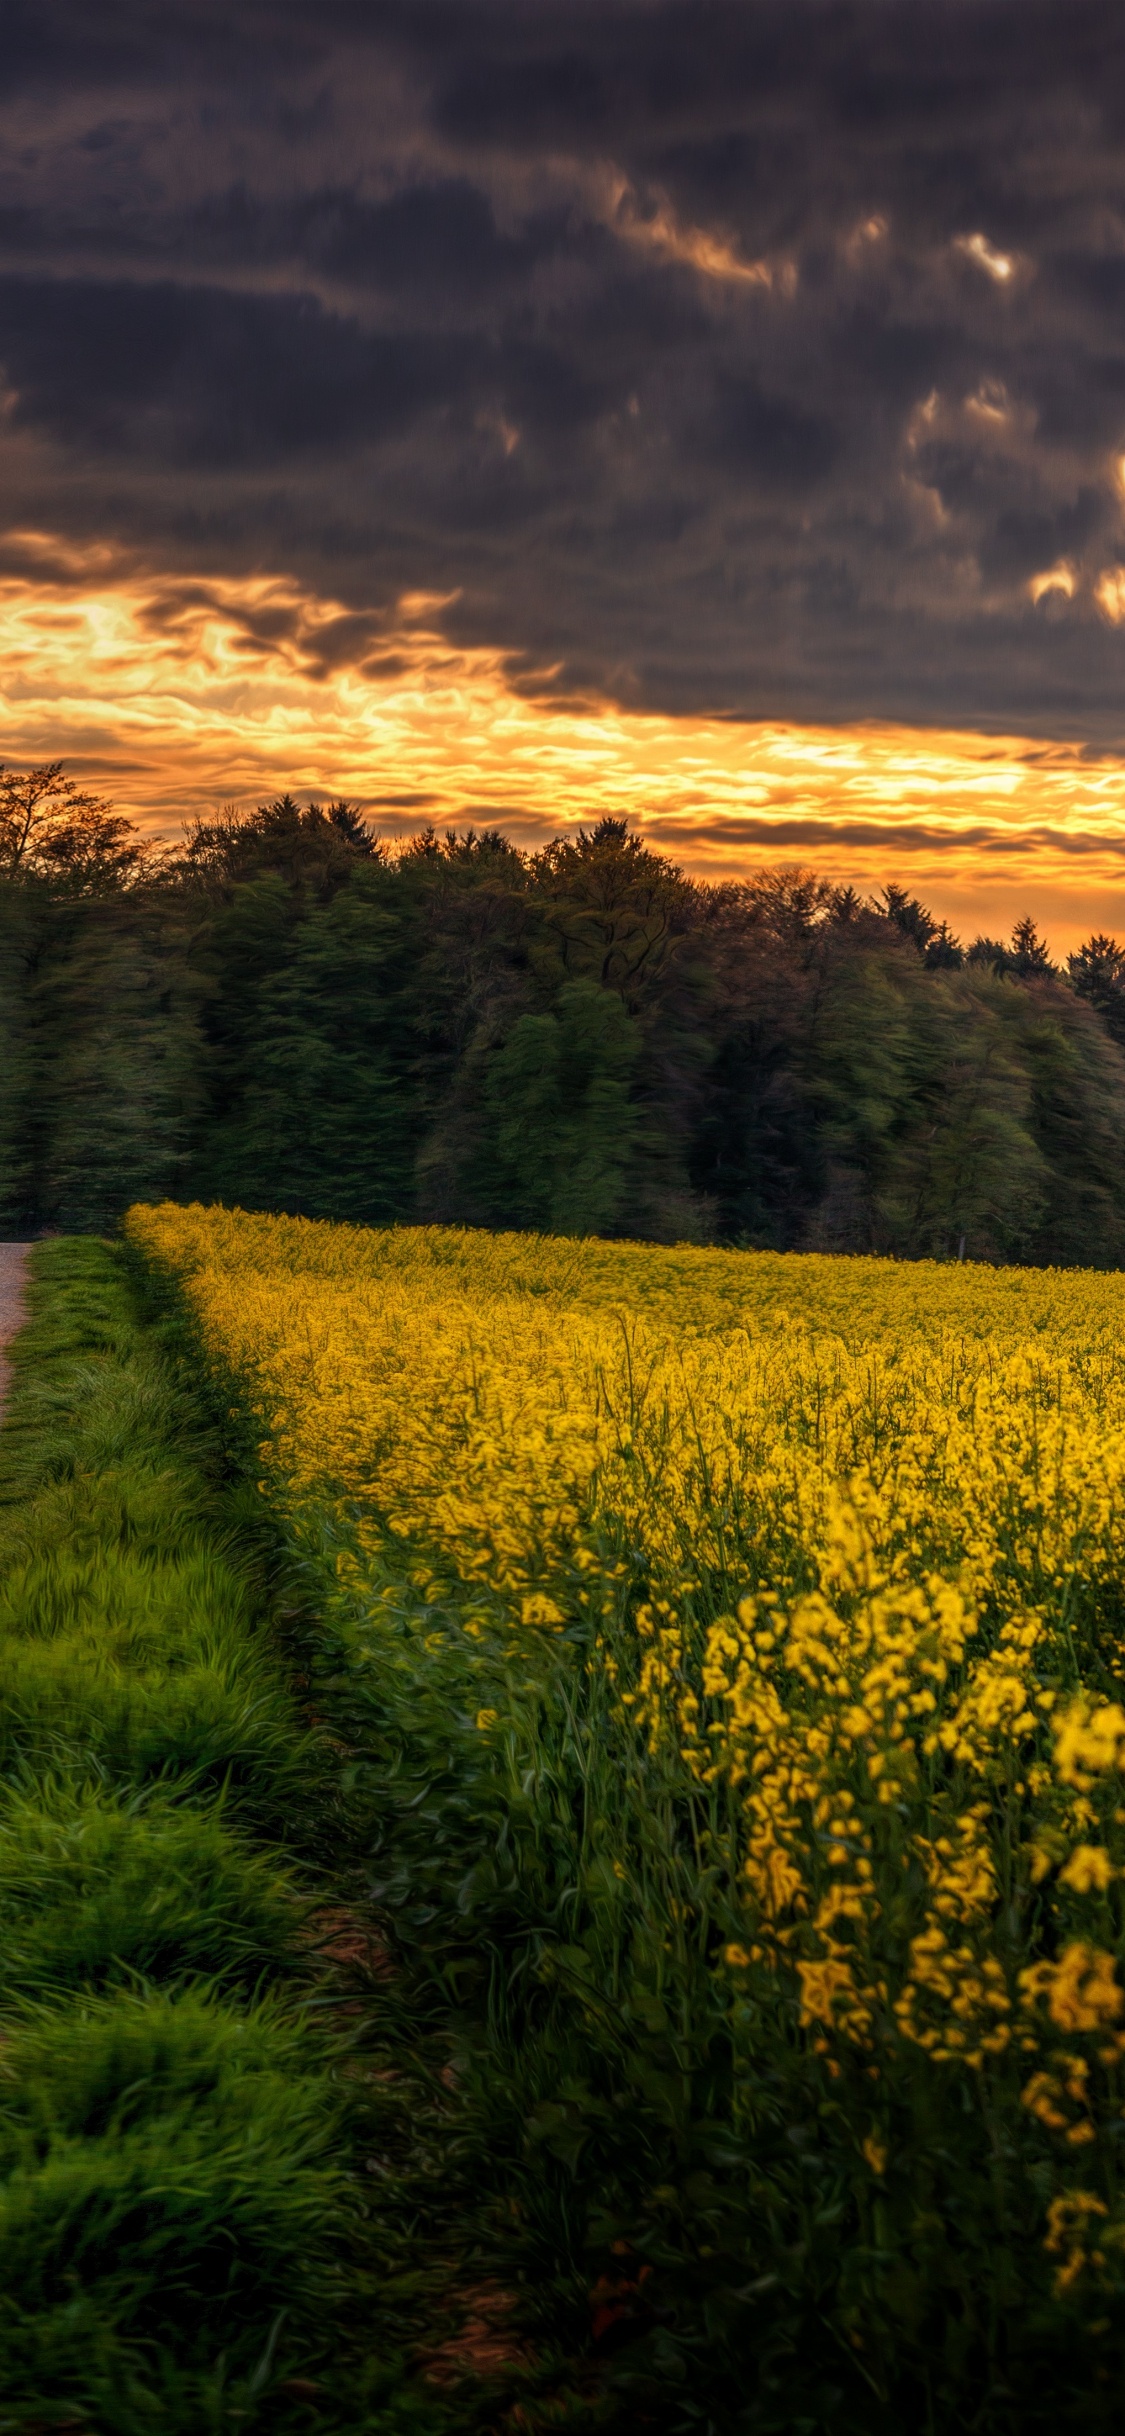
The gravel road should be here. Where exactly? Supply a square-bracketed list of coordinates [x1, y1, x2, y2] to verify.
[0, 1244, 31, 1417]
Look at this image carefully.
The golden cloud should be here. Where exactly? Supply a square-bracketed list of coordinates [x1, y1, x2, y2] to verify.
[1029, 562, 1077, 605]
[954, 230, 1017, 282]
[608, 176, 794, 290]
[1095, 568, 1125, 624]
[3, 536, 1125, 950]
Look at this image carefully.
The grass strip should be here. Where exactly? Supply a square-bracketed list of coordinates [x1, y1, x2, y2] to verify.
[0, 1240, 444, 2435]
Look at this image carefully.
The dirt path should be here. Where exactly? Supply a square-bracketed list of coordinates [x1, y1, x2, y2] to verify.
[0, 1244, 31, 1419]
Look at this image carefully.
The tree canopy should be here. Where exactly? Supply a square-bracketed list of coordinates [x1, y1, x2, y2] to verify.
[3, 772, 1125, 1265]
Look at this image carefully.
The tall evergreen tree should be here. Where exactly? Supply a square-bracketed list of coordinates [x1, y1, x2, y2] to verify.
[1069, 934, 1125, 1052]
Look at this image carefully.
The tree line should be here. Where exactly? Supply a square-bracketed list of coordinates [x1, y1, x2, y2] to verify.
[4, 761, 1125, 1264]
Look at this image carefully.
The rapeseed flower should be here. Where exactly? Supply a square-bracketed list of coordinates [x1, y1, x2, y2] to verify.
[127, 1201, 1125, 2303]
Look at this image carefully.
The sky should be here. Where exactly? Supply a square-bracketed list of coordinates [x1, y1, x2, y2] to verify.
[4, 0, 1125, 946]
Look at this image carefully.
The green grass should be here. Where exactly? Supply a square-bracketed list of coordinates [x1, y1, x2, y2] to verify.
[0, 1241, 445, 2433]
[0, 1776, 304, 2000]
[0, 1990, 348, 2419]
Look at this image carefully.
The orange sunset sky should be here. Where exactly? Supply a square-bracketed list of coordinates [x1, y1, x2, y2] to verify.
[6, 536, 1125, 955]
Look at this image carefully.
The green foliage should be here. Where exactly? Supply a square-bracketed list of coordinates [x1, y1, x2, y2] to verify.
[4, 783, 1125, 1259]
[234, 867, 421, 1223]
[0, 888, 199, 1234]
[795, 936, 1125, 1264]
[484, 980, 641, 1235]
[32, 900, 200, 1231]
[1016, 981, 1125, 1265]
[1069, 932, 1125, 1051]
[886, 970, 1048, 1259]
[0, 882, 39, 1228]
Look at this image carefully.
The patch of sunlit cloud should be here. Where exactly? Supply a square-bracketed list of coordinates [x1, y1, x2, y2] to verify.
[1095, 568, 1125, 623]
[608, 176, 794, 291]
[954, 231, 1018, 283]
[475, 409, 520, 456]
[904, 389, 941, 451]
[965, 380, 1012, 426]
[4, 526, 126, 579]
[843, 213, 889, 263]
[4, 537, 1125, 950]
[914, 383, 1031, 453]
[1028, 562, 1077, 605]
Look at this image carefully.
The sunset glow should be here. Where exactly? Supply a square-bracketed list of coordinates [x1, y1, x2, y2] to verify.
[3, 539, 1125, 949]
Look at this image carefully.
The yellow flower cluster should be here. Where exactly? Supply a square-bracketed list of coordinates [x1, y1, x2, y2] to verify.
[127, 1202, 1125, 2277]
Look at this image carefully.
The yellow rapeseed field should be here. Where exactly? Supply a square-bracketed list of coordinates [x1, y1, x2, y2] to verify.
[129, 1201, 1125, 2311]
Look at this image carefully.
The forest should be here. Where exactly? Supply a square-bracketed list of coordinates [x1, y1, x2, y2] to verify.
[4, 761, 1125, 1265]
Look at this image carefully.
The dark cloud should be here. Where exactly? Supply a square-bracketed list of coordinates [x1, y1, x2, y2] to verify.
[311, 182, 546, 294]
[0, 276, 478, 465]
[4, 1, 1125, 736]
[706, 374, 840, 487]
[646, 814, 1125, 864]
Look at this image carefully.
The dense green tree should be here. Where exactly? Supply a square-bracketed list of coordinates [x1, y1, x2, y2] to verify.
[1069, 933, 1125, 1051]
[874, 886, 964, 970]
[966, 935, 1014, 974]
[0, 881, 41, 1233]
[482, 981, 641, 1237]
[189, 878, 303, 1204]
[966, 917, 1054, 980]
[1014, 979, 1125, 1266]
[799, 934, 925, 1250]
[532, 818, 690, 1003]
[20, 889, 199, 1231]
[233, 869, 419, 1225]
[882, 972, 1048, 1262]
[174, 795, 375, 899]
[530, 820, 715, 1239]
[1010, 914, 1055, 976]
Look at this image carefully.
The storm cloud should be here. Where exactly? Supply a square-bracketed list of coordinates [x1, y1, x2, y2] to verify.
[4, 0, 1125, 738]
